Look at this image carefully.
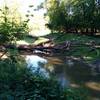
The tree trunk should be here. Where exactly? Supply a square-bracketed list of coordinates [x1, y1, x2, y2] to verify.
[94, 28, 97, 33]
[75, 28, 78, 33]
[86, 28, 88, 33]
[90, 28, 94, 35]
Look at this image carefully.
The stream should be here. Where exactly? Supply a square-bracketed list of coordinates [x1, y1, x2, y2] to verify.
[25, 54, 100, 100]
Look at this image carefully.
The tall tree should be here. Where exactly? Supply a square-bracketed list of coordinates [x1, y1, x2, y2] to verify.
[45, 0, 100, 34]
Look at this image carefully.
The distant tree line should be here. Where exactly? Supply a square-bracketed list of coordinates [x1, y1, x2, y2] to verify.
[45, 0, 100, 35]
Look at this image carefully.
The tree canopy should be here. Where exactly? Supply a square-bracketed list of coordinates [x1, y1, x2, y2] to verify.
[45, 0, 100, 35]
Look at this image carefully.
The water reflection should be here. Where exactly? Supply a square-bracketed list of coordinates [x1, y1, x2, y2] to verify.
[45, 56, 100, 99]
[25, 55, 49, 78]
[25, 55, 100, 99]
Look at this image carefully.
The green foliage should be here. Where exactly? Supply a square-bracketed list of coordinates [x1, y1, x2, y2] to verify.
[46, 0, 67, 32]
[45, 0, 100, 34]
[47, 33, 100, 61]
[0, 56, 88, 100]
[0, 6, 29, 44]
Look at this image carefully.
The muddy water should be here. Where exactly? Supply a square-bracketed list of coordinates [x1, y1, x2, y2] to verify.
[25, 55, 100, 100]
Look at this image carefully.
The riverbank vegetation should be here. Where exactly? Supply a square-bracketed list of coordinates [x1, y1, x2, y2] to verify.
[0, 5, 89, 100]
[0, 0, 100, 99]
[0, 56, 88, 100]
[45, 33, 100, 62]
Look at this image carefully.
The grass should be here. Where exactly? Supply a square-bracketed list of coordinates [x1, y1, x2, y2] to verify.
[46, 33, 100, 62]
[17, 36, 49, 45]
[33, 37, 49, 45]
[47, 33, 100, 44]
[17, 36, 37, 45]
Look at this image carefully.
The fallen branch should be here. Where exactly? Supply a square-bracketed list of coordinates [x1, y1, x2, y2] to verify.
[0, 51, 7, 59]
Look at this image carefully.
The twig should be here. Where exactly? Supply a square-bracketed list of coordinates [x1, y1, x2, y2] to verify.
[0, 51, 7, 59]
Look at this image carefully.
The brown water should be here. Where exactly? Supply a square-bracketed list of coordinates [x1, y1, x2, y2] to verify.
[26, 54, 100, 100]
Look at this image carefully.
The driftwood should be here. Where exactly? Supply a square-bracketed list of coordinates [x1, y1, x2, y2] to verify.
[0, 40, 100, 54]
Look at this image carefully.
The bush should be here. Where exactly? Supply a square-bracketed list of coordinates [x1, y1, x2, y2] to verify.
[0, 6, 29, 44]
[0, 56, 88, 100]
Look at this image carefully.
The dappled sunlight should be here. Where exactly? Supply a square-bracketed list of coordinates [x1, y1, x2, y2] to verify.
[17, 37, 35, 45]
[46, 57, 63, 65]
[16, 36, 37, 45]
[85, 82, 100, 91]
[70, 83, 80, 88]
[33, 37, 49, 45]
[17, 40, 30, 45]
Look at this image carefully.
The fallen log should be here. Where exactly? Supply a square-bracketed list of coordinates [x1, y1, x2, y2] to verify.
[0, 41, 100, 54]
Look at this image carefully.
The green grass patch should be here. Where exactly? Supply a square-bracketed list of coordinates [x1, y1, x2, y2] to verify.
[48, 33, 100, 44]
[17, 36, 37, 45]
[33, 37, 49, 45]
[46, 33, 100, 62]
